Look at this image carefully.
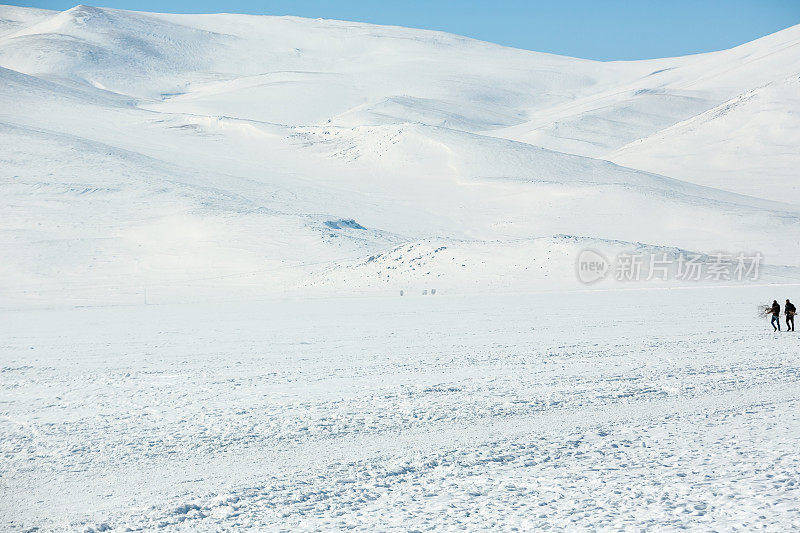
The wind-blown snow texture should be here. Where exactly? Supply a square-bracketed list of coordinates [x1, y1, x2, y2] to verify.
[1, 4, 800, 530]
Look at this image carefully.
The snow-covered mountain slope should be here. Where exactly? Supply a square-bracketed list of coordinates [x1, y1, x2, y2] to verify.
[609, 75, 800, 204]
[0, 4, 51, 36]
[1, 4, 798, 305]
[492, 24, 800, 158]
[0, 5, 233, 96]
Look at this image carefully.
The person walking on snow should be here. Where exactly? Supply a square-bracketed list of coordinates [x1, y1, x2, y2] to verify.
[786, 299, 796, 332]
[770, 300, 781, 331]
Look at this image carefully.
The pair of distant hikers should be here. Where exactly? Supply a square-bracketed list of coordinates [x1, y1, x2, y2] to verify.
[769, 299, 796, 331]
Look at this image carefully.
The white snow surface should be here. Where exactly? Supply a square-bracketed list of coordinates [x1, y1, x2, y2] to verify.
[5, 288, 800, 531]
[2, 4, 800, 530]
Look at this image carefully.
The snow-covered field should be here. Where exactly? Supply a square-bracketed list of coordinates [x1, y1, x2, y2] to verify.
[4, 287, 800, 530]
[2, 3, 800, 530]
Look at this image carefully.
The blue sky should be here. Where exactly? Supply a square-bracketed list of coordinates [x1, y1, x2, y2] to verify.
[12, 0, 800, 60]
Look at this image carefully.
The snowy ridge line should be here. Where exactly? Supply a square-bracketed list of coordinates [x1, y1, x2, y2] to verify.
[610, 72, 800, 156]
[678, 37, 800, 91]
[606, 73, 800, 202]
[148, 109, 294, 131]
[294, 121, 800, 215]
[0, 118, 300, 217]
[0, 64, 136, 106]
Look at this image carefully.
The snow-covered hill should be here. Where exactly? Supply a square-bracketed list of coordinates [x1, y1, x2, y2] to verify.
[610, 75, 800, 204]
[1, 4, 799, 305]
[493, 24, 800, 158]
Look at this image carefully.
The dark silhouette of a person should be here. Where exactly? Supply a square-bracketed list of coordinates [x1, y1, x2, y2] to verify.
[771, 300, 781, 331]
